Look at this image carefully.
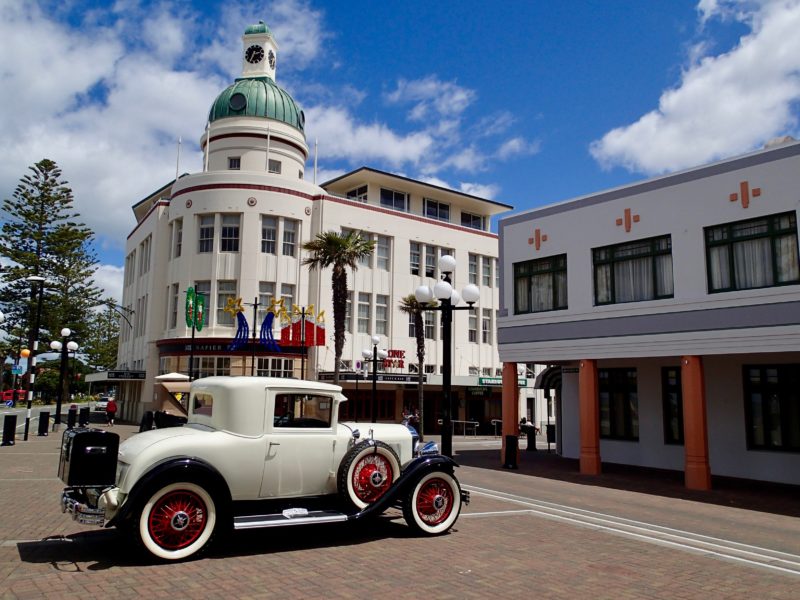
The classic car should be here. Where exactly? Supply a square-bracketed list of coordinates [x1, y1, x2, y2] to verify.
[59, 377, 468, 561]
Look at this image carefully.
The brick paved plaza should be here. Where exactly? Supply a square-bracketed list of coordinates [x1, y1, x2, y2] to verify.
[1, 424, 798, 599]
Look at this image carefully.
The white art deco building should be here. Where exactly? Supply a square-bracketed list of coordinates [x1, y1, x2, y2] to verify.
[112, 21, 543, 433]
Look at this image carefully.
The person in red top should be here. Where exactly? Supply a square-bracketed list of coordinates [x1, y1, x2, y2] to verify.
[106, 399, 118, 426]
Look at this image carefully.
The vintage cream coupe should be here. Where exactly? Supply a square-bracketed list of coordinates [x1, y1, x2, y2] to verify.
[58, 377, 468, 561]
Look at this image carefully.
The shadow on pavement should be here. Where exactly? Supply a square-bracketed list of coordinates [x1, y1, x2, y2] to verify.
[455, 447, 800, 518]
[17, 514, 419, 567]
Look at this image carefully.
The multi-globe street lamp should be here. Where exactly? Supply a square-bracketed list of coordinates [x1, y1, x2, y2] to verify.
[414, 255, 480, 458]
[22, 275, 46, 441]
[362, 335, 387, 423]
[50, 328, 78, 429]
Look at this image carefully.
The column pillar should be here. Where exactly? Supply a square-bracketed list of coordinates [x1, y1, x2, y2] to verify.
[501, 362, 519, 462]
[579, 359, 601, 475]
[681, 355, 711, 490]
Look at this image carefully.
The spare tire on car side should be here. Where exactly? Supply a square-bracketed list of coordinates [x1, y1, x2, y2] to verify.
[337, 440, 400, 510]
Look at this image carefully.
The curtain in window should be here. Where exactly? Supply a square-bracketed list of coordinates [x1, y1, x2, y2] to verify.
[733, 238, 772, 288]
[708, 246, 730, 290]
[515, 276, 530, 313]
[655, 255, 673, 296]
[595, 264, 611, 303]
[614, 257, 652, 302]
[776, 234, 800, 283]
[531, 273, 553, 311]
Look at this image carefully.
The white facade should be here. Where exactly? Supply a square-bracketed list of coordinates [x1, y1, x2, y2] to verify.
[115, 23, 514, 432]
[498, 138, 800, 484]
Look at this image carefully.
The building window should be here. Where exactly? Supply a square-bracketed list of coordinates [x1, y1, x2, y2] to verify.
[345, 292, 353, 333]
[514, 254, 568, 314]
[216, 357, 231, 376]
[258, 358, 294, 378]
[172, 219, 182, 258]
[706, 212, 800, 293]
[170, 283, 179, 329]
[593, 235, 673, 305]
[408, 312, 416, 338]
[424, 364, 435, 374]
[495, 258, 499, 287]
[410, 242, 421, 275]
[469, 310, 477, 343]
[376, 294, 388, 335]
[380, 188, 407, 211]
[268, 159, 281, 174]
[258, 282, 275, 322]
[194, 281, 211, 327]
[261, 215, 277, 254]
[599, 368, 639, 441]
[217, 281, 236, 326]
[424, 198, 450, 222]
[228, 157, 241, 170]
[346, 185, 368, 202]
[743, 365, 800, 451]
[376, 235, 390, 270]
[283, 219, 298, 256]
[468, 366, 479, 376]
[280, 284, 295, 311]
[198, 215, 214, 253]
[461, 211, 484, 230]
[220, 214, 240, 252]
[357, 231, 372, 267]
[481, 308, 492, 344]
[425, 245, 436, 278]
[662, 367, 683, 445]
[357, 292, 370, 334]
[424, 311, 435, 340]
[469, 254, 478, 285]
[482, 255, 492, 287]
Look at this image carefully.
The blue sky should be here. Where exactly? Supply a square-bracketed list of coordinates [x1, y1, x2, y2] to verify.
[1, 0, 799, 302]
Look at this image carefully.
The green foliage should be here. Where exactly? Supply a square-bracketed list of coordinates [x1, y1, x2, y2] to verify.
[82, 301, 122, 370]
[0, 159, 106, 400]
[302, 231, 375, 385]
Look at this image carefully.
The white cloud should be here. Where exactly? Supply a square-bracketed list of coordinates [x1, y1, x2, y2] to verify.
[496, 137, 541, 160]
[93, 264, 124, 303]
[459, 182, 500, 200]
[590, 0, 800, 175]
[385, 76, 476, 121]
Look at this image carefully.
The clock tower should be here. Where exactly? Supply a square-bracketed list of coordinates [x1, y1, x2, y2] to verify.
[241, 20, 278, 80]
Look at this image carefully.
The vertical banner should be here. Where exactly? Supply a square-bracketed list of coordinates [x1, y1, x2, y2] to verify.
[185, 287, 195, 328]
[195, 293, 205, 332]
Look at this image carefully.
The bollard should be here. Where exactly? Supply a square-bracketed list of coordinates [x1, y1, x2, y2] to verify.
[503, 434, 519, 469]
[37, 411, 50, 436]
[67, 407, 77, 429]
[78, 407, 90, 427]
[2, 414, 16, 446]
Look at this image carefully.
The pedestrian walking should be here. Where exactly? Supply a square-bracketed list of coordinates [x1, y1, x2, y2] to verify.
[106, 398, 118, 426]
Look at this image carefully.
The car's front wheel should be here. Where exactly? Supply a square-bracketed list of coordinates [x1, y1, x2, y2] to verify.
[403, 471, 462, 535]
[338, 440, 400, 510]
[137, 481, 217, 561]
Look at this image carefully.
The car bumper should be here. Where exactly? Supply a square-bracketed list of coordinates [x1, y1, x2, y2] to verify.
[61, 490, 106, 526]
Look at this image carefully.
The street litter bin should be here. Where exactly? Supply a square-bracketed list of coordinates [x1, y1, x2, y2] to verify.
[546, 424, 556, 444]
[78, 407, 90, 426]
[524, 425, 537, 451]
[37, 411, 49, 436]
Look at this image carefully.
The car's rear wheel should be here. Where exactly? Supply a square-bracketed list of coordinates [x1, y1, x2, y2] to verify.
[137, 481, 217, 561]
[403, 471, 461, 535]
[338, 440, 400, 510]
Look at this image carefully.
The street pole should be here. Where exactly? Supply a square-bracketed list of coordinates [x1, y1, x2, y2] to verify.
[23, 277, 45, 441]
[440, 274, 453, 458]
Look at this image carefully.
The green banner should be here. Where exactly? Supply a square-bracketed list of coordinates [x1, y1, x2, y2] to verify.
[185, 287, 195, 328]
[195, 293, 205, 332]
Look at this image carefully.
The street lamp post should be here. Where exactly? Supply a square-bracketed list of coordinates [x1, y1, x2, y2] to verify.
[50, 328, 77, 429]
[362, 335, 387, 423]
[23, 275, 45, 441]
[414, 255, 480, 458]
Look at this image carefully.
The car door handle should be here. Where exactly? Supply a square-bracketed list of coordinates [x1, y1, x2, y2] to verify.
[269, 442, 280, 447]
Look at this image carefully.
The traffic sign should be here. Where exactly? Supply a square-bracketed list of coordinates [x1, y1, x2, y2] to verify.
[4, 400, 12, 408]
[11, 366, 23, 375]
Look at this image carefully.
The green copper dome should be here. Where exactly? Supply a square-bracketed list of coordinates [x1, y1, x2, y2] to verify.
[245, 20, 272, 35]
[208, 77, 305, 133]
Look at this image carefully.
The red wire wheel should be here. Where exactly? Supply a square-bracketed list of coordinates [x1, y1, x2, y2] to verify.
[403, 471, 462, 535]
[138, 482, 217, 560]
[413, 476, 454, 525]
[338, 440, 401, 509]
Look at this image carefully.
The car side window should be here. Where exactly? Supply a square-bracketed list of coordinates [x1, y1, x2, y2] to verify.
[273, 394, 332, 428]
[193, 392, 213, 416]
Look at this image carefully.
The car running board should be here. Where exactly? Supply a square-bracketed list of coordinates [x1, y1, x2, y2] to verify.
[233, 508, 349, 530]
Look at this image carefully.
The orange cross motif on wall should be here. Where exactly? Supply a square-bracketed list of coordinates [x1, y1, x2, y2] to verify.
[527, 228, 548, 251]
[615, 208, 640, 233]
[728, 181, 761, 209]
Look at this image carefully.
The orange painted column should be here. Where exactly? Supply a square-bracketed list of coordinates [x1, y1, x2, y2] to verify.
[681, 355, 711, 491]
[579, 359, 601, 475]
[501, 362, 519, 462]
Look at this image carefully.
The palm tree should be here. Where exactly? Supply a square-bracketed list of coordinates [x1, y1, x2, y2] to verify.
[302, 231, 375, 385]
[399, 294, 435, 438]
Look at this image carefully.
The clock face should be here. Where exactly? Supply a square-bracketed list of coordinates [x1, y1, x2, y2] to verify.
[245, 44, 265, 64]
[268, 49, 276, 69]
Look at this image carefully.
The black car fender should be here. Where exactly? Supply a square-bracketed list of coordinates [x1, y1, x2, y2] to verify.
[109, 456, 232, 528]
